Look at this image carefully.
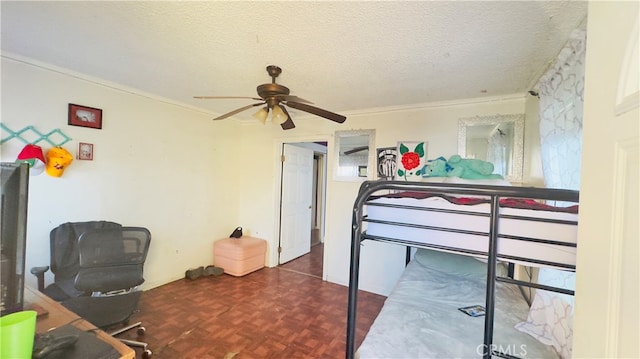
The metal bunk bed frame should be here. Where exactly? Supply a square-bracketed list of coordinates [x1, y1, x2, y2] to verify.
[346, 180, 579, 359]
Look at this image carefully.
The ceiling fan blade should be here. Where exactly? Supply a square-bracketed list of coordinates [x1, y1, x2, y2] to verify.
[284, 101, 346, 123]
[344, 146, 369, 155]
[279, 106, 295, 130]
[195, 96, 263, 101]
[212, 102, 264, 121]
[275, 95, 313, 104]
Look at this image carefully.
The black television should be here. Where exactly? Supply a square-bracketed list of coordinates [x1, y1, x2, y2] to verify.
[1, 162, 29, 316]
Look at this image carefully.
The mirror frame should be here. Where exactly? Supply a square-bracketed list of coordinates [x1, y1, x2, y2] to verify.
[458, 114, 525, 183]
[334, 129, 376, 182]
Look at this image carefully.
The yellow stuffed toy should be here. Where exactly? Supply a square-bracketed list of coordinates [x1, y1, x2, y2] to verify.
[45, 147, 73, 177]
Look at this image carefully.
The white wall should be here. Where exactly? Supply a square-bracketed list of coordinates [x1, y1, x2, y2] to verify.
[1, 56, 240, 290]
[2, 55, 539, 296]
[235, 96, 528, 295]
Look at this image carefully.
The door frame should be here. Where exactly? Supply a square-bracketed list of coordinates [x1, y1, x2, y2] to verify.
[270, 136, 329, 276]
[278, 143, 314, 264]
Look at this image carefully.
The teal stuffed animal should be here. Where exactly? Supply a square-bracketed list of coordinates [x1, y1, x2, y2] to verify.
[422, 155, 503, 179]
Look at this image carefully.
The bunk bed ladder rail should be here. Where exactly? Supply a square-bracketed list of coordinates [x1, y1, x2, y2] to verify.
[485, 193, 577, 359]
[346, 182, 370, 359]
[483, 194, 499, 359]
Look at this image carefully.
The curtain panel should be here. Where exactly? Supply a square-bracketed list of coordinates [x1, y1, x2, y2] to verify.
[537, 29, 587, 191]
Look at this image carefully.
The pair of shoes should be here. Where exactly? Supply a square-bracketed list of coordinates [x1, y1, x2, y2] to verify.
[185, 266, 204, 280]
[204, 265, 224, 276]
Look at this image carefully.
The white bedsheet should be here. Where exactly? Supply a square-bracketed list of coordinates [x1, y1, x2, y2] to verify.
[365, 195, 578, 268]
[358, 250, 560, 358]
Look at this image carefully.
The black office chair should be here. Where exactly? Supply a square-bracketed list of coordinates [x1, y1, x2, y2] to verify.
[56, 227, 152, 358]
[31, 221, 123, 301]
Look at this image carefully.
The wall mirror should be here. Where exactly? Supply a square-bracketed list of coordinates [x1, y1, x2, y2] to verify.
[458, 114, 524, 183]
[334, 129, 375, 181]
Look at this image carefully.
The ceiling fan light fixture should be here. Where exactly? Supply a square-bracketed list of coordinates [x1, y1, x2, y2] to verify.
[194, 65, 346, 130]
[271, 104, 288, 125]
[253, 107, 269, 124]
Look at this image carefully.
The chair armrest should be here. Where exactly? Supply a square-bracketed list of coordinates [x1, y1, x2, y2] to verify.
[30, 266, 50, 292]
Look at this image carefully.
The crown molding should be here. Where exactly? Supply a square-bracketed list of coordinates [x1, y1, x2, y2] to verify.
[1, 52, 213, 116]
[3, 52, 526, 122]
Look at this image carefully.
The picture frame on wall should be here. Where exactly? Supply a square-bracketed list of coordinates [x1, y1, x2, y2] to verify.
[376, 147, 397, 179]
[68, 103, 102, 129]
[396, 141, 427, 181]
[77, 142, 94, 160]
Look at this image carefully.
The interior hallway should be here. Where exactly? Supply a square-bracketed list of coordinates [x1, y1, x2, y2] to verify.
[279, 242, 324, 278]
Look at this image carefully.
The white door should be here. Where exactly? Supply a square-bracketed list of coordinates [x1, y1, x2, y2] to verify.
[573, 3, 639, 358]
[279, 143, 313, 264]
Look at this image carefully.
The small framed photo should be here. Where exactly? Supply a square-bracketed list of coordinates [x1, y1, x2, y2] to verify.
[77, 142, 94, 160]
[68, 103, 102, 129]
[358, 165, 368, 177]
[376, 147, 397, 179]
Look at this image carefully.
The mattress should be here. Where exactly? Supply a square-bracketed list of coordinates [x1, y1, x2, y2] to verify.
[357, 249, 561, 358]
[364, 193, 578, 268]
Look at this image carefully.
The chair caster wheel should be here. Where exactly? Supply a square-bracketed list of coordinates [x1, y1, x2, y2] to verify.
[137, 326, 146, 336]
[142, 349, 152, 358]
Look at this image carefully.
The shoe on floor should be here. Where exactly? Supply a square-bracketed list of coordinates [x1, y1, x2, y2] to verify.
[204, 265, 224, 276]
[185, 266, 204, 280]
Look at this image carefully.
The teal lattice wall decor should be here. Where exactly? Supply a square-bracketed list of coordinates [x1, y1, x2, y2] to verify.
[0, 124, 71, 146]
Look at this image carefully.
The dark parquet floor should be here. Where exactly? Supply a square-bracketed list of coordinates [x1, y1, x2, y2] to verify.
[279, 243, 324, 278]
[121, 245, 386, 359]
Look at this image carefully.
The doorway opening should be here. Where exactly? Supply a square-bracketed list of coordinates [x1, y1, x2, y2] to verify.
[277, 141, 327, 279]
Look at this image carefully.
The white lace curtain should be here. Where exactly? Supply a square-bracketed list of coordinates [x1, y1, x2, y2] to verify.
[528, 29, 586, 359]
[537, 29, 587, 191]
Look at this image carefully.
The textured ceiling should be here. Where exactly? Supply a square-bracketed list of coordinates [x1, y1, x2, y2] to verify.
[1, 1, 587, 121]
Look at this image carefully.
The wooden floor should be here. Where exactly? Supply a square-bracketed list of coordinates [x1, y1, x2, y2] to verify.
[121, 246, 386, 358]
[279, 242, 324, 278]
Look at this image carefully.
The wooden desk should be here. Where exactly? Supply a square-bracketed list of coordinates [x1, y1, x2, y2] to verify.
[23, 286, 135, 359]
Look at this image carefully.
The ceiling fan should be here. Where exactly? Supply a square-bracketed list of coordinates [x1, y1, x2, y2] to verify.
[194, 65, 347, 130]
